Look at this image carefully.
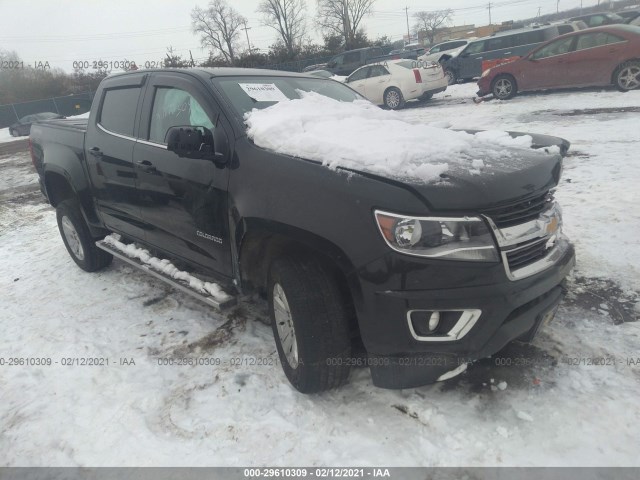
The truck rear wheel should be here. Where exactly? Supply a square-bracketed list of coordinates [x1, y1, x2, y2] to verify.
[56, 199, 113, 272]
[268, 255, 352, 393]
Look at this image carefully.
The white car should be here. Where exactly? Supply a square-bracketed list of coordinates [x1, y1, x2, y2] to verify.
[418, 39, 472, 65]
[344, 59, 448, 110]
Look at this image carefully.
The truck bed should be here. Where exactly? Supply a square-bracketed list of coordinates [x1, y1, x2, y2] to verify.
[39, 117, 88, 133]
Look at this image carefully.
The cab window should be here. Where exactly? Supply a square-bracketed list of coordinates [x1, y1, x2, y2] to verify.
[100, 87, 141, 136]
[148, 87, 214, 144]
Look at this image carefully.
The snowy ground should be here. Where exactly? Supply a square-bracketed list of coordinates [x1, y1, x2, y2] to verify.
[0, 127, 19, 144]
[1, 83, 639, 467]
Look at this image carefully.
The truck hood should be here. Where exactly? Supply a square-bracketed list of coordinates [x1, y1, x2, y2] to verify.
[347, 131, 569, 212]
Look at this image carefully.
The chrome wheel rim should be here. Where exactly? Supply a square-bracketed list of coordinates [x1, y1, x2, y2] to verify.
[618, 66, 640, 90]
[273, 283, 298, 369]
[61, 216, 84, 260]
[494, 78, 513, 99]
[386, 90, 401, 109]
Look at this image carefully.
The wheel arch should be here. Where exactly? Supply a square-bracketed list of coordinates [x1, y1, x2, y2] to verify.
[491, 73, 518, 98]
[44, 165, 105, 238]
[611, 58, 640, 85]
[236, 219, 363, 338]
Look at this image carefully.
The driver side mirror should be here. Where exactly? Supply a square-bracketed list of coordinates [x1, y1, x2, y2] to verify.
[165, 126, 223, 162]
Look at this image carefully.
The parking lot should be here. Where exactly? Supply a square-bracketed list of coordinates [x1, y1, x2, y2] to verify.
[1, 83, 639, 466]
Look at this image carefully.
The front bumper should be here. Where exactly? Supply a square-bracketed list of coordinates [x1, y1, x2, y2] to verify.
[350, 239, 575, 389]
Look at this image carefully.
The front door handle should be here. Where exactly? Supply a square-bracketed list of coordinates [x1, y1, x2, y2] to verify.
[88, 147, 103, 158]
[136, 160, 157, 173]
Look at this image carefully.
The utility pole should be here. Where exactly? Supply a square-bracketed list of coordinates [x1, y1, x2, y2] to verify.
[537, 7, 541, 20]
[405, 6, 410, 44]
[189, 50, 195, 67]
[487, 2, 492, 25]
[242, 21, 253, 56]
[557, 0, 560, 14]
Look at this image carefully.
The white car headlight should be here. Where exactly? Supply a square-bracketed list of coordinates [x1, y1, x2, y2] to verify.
[481, 68, 492, 78]
[375, 211, 499, 262]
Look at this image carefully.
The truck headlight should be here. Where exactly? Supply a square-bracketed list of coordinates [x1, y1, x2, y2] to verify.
[375, 211, 499, 261]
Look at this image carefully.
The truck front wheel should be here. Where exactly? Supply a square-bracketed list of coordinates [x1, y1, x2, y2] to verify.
[56, 199, 113, 272]
[268, 255, 352, 393]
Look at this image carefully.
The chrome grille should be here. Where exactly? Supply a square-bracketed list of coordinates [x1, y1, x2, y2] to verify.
[505, 237, 550, 271]
[482, 191, 554, 228]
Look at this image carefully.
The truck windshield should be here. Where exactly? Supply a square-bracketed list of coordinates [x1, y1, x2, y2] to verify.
[212, 76, 362, 119]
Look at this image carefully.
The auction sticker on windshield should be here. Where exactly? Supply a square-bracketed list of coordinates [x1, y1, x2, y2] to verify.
[239, 83, 289, 102]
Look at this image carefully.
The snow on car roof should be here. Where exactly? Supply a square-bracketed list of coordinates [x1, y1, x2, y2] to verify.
[244, 91, 546, 183]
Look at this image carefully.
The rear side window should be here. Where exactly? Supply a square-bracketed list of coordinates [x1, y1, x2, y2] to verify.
[100, 87, 140, 136]
[557, 25, 574, 35]
[576, 32, 621, 50]
[348, 67, 369, 82]
[587, 15, 606, 27]
[344, 51, 361, 63]
[513, 30, 546, 47]
[465, 41, 485, 54]
[485, 36, 513, 52]
[368, 65, 390, 77]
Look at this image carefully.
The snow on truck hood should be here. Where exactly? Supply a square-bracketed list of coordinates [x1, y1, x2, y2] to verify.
[244, 91, 552, 183]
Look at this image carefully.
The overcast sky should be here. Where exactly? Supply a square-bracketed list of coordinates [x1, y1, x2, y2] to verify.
[0, 0, 605, 72]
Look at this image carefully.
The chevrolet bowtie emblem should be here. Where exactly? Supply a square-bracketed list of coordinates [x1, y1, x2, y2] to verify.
[545, 216, 559, 235]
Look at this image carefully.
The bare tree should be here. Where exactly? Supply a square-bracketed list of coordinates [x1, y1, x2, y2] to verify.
[413, 9, 453, 45]
[316, 0, 376, 50]
[258, 0, 307, 59]
[192, 0, 246, 65]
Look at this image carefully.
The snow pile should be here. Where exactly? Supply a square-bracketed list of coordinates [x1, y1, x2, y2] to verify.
[103, 234, 231, 303]
[0, 127, 17, 144]
[244, 91, 539, 183]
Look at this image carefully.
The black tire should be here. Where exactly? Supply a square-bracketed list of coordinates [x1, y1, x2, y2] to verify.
[56, 199, 113, 272]
[614, 60, 640, 92]
[418, 93, 433, 102]
[383, 87, 405, 110]
[10, 128, 19, 137]
[444, 69, 457, 85]
[268, 255, 352, 393]
[491, 74, 517, 100]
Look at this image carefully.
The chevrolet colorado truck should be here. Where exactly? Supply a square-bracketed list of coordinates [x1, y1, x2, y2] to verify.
[30, 68, 575, 393]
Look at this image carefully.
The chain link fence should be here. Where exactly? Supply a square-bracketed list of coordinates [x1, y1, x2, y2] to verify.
[0, 92, 93, 129]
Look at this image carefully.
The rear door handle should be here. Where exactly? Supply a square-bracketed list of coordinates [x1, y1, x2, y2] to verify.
[136, 160, 157, 173]
[88, 147, 103, 158]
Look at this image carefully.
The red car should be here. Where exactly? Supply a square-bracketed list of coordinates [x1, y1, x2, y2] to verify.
[477, 25, 640, 100]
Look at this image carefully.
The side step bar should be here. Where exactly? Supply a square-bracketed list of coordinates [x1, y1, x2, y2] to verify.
[95, 240, 237, 310]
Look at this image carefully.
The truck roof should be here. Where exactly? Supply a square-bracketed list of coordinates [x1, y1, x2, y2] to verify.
[107, 67, 315, 80]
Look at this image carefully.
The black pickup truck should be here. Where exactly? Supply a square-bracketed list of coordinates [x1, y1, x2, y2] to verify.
[30, 68, 575, 393]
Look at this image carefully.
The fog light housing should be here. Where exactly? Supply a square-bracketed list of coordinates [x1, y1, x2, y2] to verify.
[408, 309, 482, 342]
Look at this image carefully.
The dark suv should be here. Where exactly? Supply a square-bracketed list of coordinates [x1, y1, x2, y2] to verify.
[445, 25, 572, 82]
